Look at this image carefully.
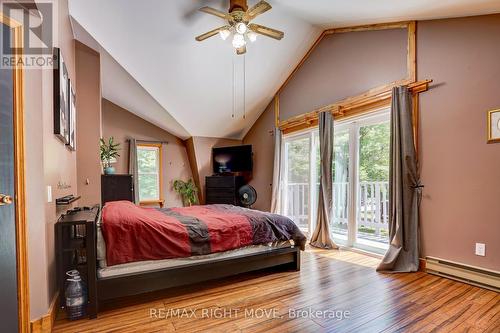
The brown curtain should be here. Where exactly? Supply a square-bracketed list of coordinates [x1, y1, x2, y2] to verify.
[270, 127, 283, 214]
[128, 138, 140, 204]
[377, 86, 420, 272]
[310, 111, 338, 249]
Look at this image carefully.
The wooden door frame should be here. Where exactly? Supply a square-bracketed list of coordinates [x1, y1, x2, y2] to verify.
[1, 13, 30, 333]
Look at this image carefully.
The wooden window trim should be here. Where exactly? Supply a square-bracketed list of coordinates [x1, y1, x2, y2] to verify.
[136, 143, 164, 207]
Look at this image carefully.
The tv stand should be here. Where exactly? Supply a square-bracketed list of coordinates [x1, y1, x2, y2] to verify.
[205, 175, 245, 206]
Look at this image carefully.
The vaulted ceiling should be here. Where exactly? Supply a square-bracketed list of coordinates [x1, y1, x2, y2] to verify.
[68, 0, 500, 140]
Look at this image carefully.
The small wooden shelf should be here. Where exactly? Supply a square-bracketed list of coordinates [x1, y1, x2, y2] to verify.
[56, 195, 81, 206]
[55, 205, 99, 318]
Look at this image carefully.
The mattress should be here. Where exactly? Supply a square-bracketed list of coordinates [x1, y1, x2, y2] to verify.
[97, 241, 294, 279]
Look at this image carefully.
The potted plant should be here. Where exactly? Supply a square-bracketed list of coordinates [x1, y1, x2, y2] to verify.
[173, 179, 199, 207]
[100, 137, 120, 175]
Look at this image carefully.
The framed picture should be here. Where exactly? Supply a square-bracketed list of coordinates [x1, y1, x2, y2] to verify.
[67, 80, 76, 151]
[487, 109, 500, 143]
[53, 47, 70, 144]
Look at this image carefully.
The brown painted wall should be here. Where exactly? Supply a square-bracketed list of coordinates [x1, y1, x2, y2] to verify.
[101, 99, 192, 208]
[279, 28, 408, 121]
[243, 102, 275, 211]
[76, 42, 102, 206]
[24, 0, 79, 319]
[186, 137, 242, 204]
[244, 14, 500, 271]
[418, 15, 500, 271]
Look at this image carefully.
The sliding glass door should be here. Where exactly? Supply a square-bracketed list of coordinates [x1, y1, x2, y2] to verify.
[330, 127, 351, 243]
[282, 133, 314, 232]
[355, 116, 390, 252]
[281, 110, 390, 253]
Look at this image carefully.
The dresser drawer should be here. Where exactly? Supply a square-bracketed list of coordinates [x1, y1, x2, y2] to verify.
[206, 176, 236, 188]
[206, 194, 237, 205]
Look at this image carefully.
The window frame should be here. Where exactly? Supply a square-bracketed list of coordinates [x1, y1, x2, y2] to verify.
[136, 143, 164, 207]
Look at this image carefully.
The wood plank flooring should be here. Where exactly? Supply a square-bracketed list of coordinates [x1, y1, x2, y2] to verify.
[53, 248, 500, 333]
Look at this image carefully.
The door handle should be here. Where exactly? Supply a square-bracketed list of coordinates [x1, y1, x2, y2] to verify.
[0, 194, 13, 206]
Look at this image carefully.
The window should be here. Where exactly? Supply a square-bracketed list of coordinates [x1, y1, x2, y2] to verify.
[137, 143, 163, 204]
[281, 109, 390, 254]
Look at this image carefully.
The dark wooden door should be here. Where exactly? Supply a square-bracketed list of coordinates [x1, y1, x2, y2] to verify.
[0, 22, 19, 332]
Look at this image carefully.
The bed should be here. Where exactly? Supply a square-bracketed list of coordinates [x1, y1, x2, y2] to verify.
[89, 201, 306, 317]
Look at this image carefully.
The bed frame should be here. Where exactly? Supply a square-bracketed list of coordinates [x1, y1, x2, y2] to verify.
[87, 219, 301, 318]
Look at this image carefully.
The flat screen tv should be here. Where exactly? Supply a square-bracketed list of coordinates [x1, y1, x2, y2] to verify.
[213, 145, 253, 174]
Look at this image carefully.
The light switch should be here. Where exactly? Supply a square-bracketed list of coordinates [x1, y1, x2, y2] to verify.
[475, 243, 486, 256]
[47, 186, 52, 203]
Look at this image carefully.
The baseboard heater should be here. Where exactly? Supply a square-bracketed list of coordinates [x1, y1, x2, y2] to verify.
[426, 256, 500, 292]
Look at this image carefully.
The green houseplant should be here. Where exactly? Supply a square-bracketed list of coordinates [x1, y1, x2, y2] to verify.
[173, 179, 199, 207]
[100, 137, 121, 175]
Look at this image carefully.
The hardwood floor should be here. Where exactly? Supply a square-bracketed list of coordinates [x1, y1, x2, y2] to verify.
[53, 248, 500, 333]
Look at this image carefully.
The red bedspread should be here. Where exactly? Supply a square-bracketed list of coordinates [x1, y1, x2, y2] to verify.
[101, 201, 306, 266]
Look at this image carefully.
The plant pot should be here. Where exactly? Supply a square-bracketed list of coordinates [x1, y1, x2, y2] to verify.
[104, 166, 116, 175]
[181, 197, 192, 207]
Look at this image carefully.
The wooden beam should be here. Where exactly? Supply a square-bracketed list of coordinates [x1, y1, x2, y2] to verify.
[274, 95, 280, 127]
[407, 21, 417, 82]
[279, 79, 432, 134]
[325, 21, 411, 34]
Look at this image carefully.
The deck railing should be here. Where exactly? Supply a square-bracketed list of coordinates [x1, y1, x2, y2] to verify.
[284, 181, 389, 242]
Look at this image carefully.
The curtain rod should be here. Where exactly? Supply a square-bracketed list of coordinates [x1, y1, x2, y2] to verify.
[126, 139, 168, 145]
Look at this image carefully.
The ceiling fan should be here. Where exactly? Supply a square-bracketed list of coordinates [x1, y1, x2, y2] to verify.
[195, 0, 284, 55]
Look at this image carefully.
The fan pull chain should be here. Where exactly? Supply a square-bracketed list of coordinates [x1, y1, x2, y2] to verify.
[232, 54, 235, 118]
[243, 54, 246, 120]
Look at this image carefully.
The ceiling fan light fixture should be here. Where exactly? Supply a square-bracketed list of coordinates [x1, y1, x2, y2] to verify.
[219, 29, 231, 40]
[247, 31, 257, 42]
[232, 33, 246, 49]
[235, 22, 248, 34]
[195, 0, 284, 54]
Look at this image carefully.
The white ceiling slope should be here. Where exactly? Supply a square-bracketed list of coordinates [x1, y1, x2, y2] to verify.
[68, 0, 319, 139]
[70, 17, 191, 139]
[68, 0, 500, 140]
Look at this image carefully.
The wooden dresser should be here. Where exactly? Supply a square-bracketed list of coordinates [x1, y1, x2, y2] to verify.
[205, 175, 245, 206]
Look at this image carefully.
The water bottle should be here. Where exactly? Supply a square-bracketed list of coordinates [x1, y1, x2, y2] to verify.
[65, 274, 87, 320]
[64, 270, 80, 295]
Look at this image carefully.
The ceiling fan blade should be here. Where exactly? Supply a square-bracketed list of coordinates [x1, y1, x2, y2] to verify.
[236, 45, 247, 55]
[248, 23, 284, 40]
[244, 1, 271, 20]
[199, 6, 231, 20]
[195, 26, 230, 41]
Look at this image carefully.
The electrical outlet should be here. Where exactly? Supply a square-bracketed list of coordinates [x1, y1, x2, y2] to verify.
[475, 243, 486, 256]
